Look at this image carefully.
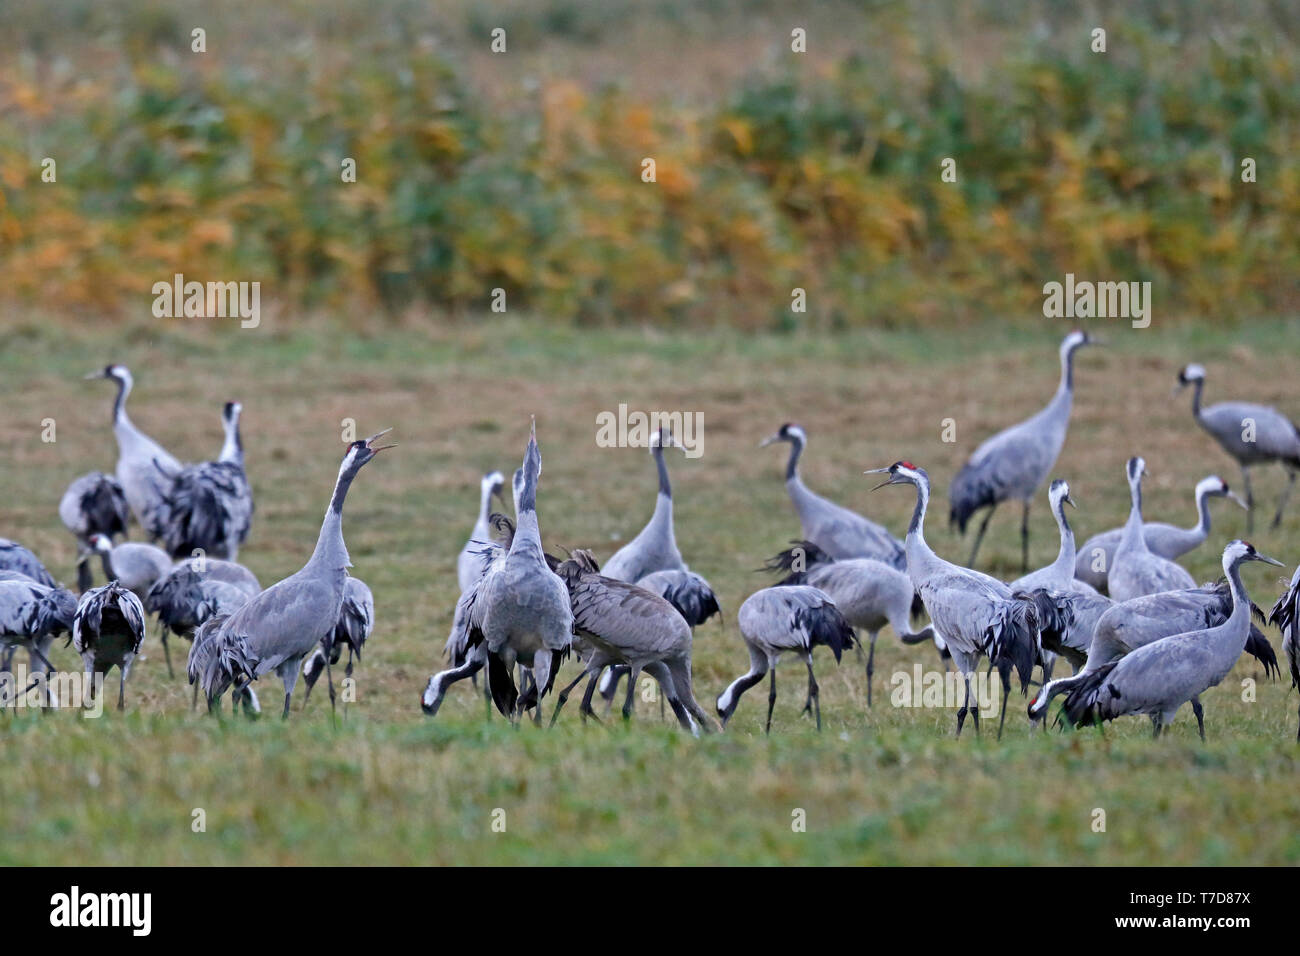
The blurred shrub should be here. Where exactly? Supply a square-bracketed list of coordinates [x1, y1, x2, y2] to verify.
[0, 5, 1296, 327]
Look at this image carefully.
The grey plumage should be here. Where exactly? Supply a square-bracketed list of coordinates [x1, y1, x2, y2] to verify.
[172, 556, 261, 599]
[1074, 474, 1246, 592]
[1017, 587, 1114, 673]
[602, 429, 687, 583]
[948, 331, 1098, 570]
[869, 461, 1040, 739]
[548, 550, 715, 734]
[89, 535, 173, 601]
[72, 581, 147, 710]
[715, 584, 856, 733]
[0, 580, 77, 705]
[88, 365, 182, 541]
[145, 562, 252, 678]
[1267, 566, 1300, 740]
[422, 421, 573, 722]
[1057, 540, 1281, 738]
[158, 401, 254, 560]
[633, 568, 721, 628]
[1178, 363, 1300, 531]
[763, 540, 933, 707]
[198, 429, 392, 718]
[760, 423, 905, 569]
[1107, 457, 1196, 603]
[0, 538, 56, 589]
[59, 472, 129, 591]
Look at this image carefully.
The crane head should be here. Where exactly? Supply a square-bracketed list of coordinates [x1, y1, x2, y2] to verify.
[1176, 363, 1206, 389]
[1225, 539, 1283, 571]
[759, 422, 805, 448]
[865, 461, 927, 491]
[1125, 456, 1146, 485]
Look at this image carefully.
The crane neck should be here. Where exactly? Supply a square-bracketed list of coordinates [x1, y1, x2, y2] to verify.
[1050, 496, 1076, 575]
[1193, 486, 1213, 537]
[112, 376, 132, 429]
[1223, 556, 1250, 615]
[474, 481, 496, 533]
[510, 508, 546, 561]
[219, 418, 243, 466]
[1120, 477, 1147, 552]
[1188, 378, 1205, 418]
[1057, 342, 1078, 396]
[311, 470, 355, 570]
[97, 549, 117, 583]
[784, 436, 804, 482]
[905, 476, 933, 547]
[653, 444, 672, 498]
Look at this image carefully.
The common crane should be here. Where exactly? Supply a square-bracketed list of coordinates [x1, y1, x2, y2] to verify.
[1107, 458, 1196, 603]
[1030, 577, 1279, 735]
[1074, 475, 1246, 592]
[145, 562, 251, 679]
[949, 330, 1099, 571]
[88, 364, 182, 540]
[157, 401, 254, 560]
[716, 584, 856, 733]
[59, 472, 129, 591]
[457, 471, 505, 593]
[72, 581, 147, 710]
[88, 534, 173, 602]
[760, 423, 905, 569]
[187, 614, 259, 715]
[762, 540, 933, 707]
[1176, 363, 1300, 531]
[198, 429, 393, 718]
[548, 550, 715, 734]
[422, 421, 573, 722]
[1268, 566, 1300, 740]
[1058, 541, 1281, 738]
[868, 461, 1039, 738]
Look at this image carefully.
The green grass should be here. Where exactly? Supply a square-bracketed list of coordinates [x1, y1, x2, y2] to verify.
[2, 314, 1300, 865]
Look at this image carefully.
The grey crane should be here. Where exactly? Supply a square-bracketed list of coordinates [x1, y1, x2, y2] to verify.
[548, 550, 715, 734]
[949, 330, 1099, 571]
[197, 429, 393, 718]
[596, 429, 721, 709]
[1074, 474, 1246, 592]
[0, 580, 77, 706]
[1058, 540, 1281, 738]
[88, 534, 173, 602]
[868, 461, 1039, 738]
[59, 472, 130, 591]
[422, 421, 573, 722]
[302, 575, 374, 710]
[1177, 363, 1300, 531]
[1016, 586, 1114, 674]
[1267, 566, 1300, 740]
[87, 365, 182, 541]
[458, 471, 505, 593]
[1030, 576, 1279, 734]
[760, 423, 905, 569]
[72, 581, 147, 711]
[1107, 458, 1196, 603]
[602, 429, 690, 582]
[145, 562, 252, 680]
[157, 401, 255, 561]
[0, 538, 56, 588]
[762, 540, 933, 707]
[715, 584, 855, 733]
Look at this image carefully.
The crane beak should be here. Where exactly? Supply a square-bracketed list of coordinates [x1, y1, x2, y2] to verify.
[1064, 495, 1078, 509]
[759, 434, 780, 448]
[83, 370, 106, 380]
[864, 467, 895, 491]
[1255, 553, 1284, 567]
[364, 428, 396, 452]
[1227, 491, 1248, 510]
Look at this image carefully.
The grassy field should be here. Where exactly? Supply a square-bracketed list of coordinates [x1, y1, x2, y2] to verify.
[2, 314, 1300, 865]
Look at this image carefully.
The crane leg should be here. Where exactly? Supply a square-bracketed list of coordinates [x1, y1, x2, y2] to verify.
[866, 632, 878, 707]
[160, 629, 174, 679]
[1020, 500, 1031, 574]
[324, 654, 337, 729]
[967, 504, 997, 567]
[578, 673, 604, 725]
[1241, 465, 1255, 533]
[804, 655, 821, 731]
[956, 673, 971, 737]
[1151, 714, 1164, 739]
[996, 665, 1011, 741]
[117, 670, 126, 711]
[550, 667, 593, 727]
[765, 668, 778, 736]
[621, 666, 640, 722]
[1272, 469, 1296, 530]
[1191, 696, 1205, 742]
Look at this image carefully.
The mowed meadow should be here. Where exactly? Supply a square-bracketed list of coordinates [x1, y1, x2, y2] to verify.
[2, 315, 1300, 865]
